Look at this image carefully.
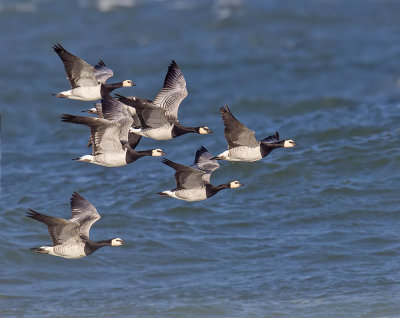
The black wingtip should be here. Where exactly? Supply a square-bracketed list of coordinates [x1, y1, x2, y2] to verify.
[156, 192, 168, 196]
[220, 104, 230, 113]
[61, 114, 75, 122]
[52, 42, 64, 52]
[26, 209, 42, 220]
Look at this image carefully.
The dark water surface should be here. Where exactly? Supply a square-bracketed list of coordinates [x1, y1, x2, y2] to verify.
[1, 0, 400, 317]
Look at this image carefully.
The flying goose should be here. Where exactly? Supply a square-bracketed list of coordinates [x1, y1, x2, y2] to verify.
[27, 192, 124, 259]
[214, 105, 298, 162]
[116, 60, 212, 140]
[81, 96, 141, 147]
[52, 43, 135, 101]
[61, 97, 165, 167]
[190, 146, 220, 183]
[157, 158, 243, 201]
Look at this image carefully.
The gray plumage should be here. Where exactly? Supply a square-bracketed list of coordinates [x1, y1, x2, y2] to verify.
[220, 105, 259, 148]
[52, 43, 134, 101]
[116, 61, 212, 140]
[53, 43, 101, 89]
[27, 192, 124, 259]
[157, 158, 243, 202]
[215, 105, 298, 162]
[190, 146, 220, 183]
[62, 105, 164, 167]
[152, 60, 188, 123]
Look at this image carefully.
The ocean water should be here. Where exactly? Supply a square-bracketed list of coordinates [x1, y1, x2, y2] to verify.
[1, 0, 400, 317]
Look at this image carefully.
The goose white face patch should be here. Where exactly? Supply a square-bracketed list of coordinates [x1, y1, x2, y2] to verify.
[230, 181, 243, 189]
[152, 149, 164, 156]
[284, 140, 296, 148]
[199, 127, 211, 134]
[111, 238, 124, 246]
[122, 80, 134, 87]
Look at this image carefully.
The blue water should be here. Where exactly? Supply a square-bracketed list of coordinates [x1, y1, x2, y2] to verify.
[1, 0, 400, 317]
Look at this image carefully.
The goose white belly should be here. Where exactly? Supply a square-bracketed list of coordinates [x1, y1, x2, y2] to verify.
[78, 153, 127, 167]
[58, 85, 102, 101]
[173, 188, 208, 201]
[221, 146, 262, 162]
[131, 124, 173, 140]
[94, 153, 127, 167]
[45, 244, 86, 259]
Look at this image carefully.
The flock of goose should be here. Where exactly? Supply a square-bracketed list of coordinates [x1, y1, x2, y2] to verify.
[27, 43, 299, 259]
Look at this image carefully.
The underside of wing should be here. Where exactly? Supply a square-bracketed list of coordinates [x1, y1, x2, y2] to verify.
[152, 60, 188, 123]
[94, 60, 114, 84]
[69, 192, 101, 239]
[101, 95, 133, 140]
[90, 121, 123, 155]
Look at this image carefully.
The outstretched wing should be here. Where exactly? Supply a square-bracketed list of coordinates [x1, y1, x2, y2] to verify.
[101, 95, 134, 141]
[220, 105, 258, 148]
[162, 158, 205, 190]
[53, 43, 98, 88]
[261, 131, 280, 143]
[116, 96, 169, 129]
[191, 146, 220, 183]
[152, 60, 188, 123]
[128, 132, 142, 150]
[94, 60, 114, 84]
[61, 114, 123, 155]
[69, 192, 101, 240]
[27, 209, 81, 246]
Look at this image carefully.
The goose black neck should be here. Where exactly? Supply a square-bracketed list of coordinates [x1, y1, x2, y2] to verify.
[84, 239, 111, 255]
[205, 183, 230, 198]
[101, 82, 124, 95]
[171, 124, 198, 138]
[125, 149, 147, 164]
[260, 142, 283, 158]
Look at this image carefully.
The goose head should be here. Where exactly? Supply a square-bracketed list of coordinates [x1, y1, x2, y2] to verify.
[122, 80, 135, 87]
[151, 149, 166, 156]
[111, 238, 125, 246]
[198, 126, 213, 134]
[283, 139, 298, 148]
[229, 180, 244, 189]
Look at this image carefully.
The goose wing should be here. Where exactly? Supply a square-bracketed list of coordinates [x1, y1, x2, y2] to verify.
[116, 95, 169, 129]
[128, 132, 142, 150]
[61, 115, 123, 155]
[220, 105, 258, 148]
[101, 95, 134, 141]
[27, 209, 81, 246]
[152, 61, 188, 123]
[93, 60, 114, 84]
[191, 146, 220, 183]
[53, 43, 98, 89]
[261, 131, 280, 143]
[69, 192, 101, 240]
[162, 158, 205, 189]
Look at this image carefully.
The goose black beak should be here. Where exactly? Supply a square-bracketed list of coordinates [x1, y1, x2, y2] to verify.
[120, 240, 126, 245]
[294, 142, 299, 146]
